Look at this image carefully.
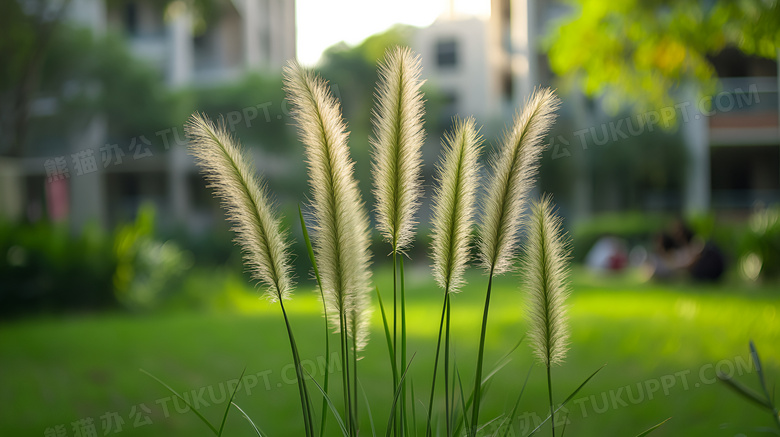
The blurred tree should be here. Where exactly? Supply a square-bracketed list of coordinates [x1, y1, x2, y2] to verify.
[187, 73, 291, 152]
[0, 0, 216, 157]
[21, 25, 188, 156]
[0, 0, 73, 156]
[545, 0, 780, 113]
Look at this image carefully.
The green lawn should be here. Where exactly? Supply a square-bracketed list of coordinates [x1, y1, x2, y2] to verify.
[2, 266, 779, 437]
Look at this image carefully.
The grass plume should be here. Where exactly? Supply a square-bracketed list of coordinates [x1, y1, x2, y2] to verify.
[522, 195, 571, 368]
[477, 88, 561, 276]
[284, 61, 373, 436]
[185, 113, 314, 436]
[521, 195, 570, 437]
[283, 61, 373, 350]
[185, 113, 294, 301]
[426, 117, 482, 436]
[370, 46, 426, 436]
[430, 117, 482, 294]
[371, 46, 426, 253]
[470, 88, 560, 436]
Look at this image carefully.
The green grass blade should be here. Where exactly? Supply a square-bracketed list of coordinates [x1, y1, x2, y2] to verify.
[502, 365, 534, 437]
[298, 204, 323, 286]
[231, 402, 265, 437]
[559, 411, 569, 437]
[304, 366, 349, 437]
[279, 301, 315, 437]
[476, 415, 502, 435]
[376, 286, 398, 379]
[750, 340, 772, 402]
[718, 372, 774, 410]
[454, 336, 519, 436]
[456, 364, 471, 435]
[494, 336, 525, 368]
[411, 378, 418, 437]
[218, 368, 246, 436]
[299, 204, 331, 436]
[526, 365, 605, 437]
[140, 369, 219, 436]
[634, 417, 671, 437]
[386, 353, 417, 437]
[359, 379, 377, 437]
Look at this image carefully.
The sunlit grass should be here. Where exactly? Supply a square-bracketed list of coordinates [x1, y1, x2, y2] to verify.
[2, 267, 779, 436]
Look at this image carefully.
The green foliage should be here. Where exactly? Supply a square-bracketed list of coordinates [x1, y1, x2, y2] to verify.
[737, 205, 780, 281]
[545, 0, 780, 113]
[29, 25, 185, 144]
[0, 219, 116, 315]
[112, 204, 192, 310]
[186, 73, 294, 152]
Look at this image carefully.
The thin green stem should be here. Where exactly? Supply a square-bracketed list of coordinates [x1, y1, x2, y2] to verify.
[340, 312, 353, 436]
[547, 364, 555, 437]
[280, 300, 314, 437]
[353, 321, 360, 436]
[392, 251, 399, 437]
[444, 293, 452, 437]
[401, 256, 408, 437]
[469, 269, 494, 437]
[298, 206, 330, 437]
[425, 290, 448, 437]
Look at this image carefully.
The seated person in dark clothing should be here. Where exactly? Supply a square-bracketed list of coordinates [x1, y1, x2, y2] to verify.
[648, 219, 725, 282]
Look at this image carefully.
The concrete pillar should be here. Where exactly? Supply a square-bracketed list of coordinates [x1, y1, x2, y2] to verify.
[69, 116, 107, 232]
[683, 89, 711, 214]
[243, 0, 261, 68]
[511, 0, 536, 105]
[168, 6, 193, 86]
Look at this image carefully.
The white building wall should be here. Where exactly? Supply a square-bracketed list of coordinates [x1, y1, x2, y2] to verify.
[414, 16, 500, 124]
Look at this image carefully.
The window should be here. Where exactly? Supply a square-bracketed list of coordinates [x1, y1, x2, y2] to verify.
[436, 39, 458, 68]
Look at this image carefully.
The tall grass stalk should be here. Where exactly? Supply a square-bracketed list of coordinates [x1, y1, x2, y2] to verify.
[284, 62, 373, 437]
[426, 118, 482, 436]
[371, 46, 425, 435]
[184, 114, 313, 436]
[470, 88, 560, 436]
[298, 205, 331, 436]
[521, 196, 570, 437]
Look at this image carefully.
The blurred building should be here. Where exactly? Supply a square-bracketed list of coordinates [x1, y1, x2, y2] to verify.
[5, 0, 296, 232]
[705, 49, 779, 211]
[68, 0, 295, 86]
[413, 12, 511, 130]
[413, 0, 780, 218]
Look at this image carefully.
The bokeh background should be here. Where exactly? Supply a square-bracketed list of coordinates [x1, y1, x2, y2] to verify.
[1, 0, 779, 436]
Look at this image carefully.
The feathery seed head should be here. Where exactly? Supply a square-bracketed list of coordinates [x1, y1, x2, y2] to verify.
[371, 46, 426, 253]
[521, 195, 570, 367]
[185, 113, 294, 302]
[430, 117, 483, 293]
[478, 88, 560, 275]
[283, 62, 373, 351]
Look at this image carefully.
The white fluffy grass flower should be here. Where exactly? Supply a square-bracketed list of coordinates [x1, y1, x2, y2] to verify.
[429, 117, 482, 293]
[478, 88, 560, 275]
[521, 195, 570, 367]
[371, 46, 426, 253]
[284, 62, 373, 351]
[185, 113, 294, 301]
